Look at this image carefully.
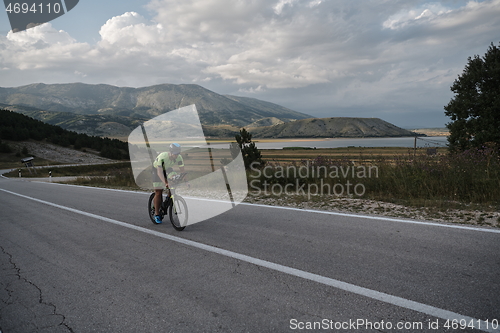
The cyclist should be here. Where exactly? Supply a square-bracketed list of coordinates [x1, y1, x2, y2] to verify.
[152, 143, 186, 224]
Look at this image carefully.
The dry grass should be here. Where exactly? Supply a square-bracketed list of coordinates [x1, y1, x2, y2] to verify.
[260, 146, 448, 163]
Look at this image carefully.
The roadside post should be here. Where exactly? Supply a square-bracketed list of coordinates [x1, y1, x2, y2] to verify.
[413, 136, 417, 158]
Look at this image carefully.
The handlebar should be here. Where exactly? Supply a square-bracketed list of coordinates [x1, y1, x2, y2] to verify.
[167, 172, 188, 187]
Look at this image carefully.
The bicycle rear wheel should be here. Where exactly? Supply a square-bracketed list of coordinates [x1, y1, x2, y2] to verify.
[148, 192, 164, 224]
[169, 195, 188, 231]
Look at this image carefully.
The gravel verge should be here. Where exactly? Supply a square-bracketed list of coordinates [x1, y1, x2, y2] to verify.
[243, 194, 500, 228]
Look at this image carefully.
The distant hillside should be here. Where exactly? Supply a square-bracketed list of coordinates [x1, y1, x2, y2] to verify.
[1, 104, 145, 138]
[0, 83, 312, 128]
[223, 95, 307, 122]
[410, 128, 449, 137]
[0, 109, 129, 159]
[250, 117, 419, 138]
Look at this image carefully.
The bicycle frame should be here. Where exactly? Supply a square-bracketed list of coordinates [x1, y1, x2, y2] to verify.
[162, 187, 175, 210]
[162, 172, 186, 207]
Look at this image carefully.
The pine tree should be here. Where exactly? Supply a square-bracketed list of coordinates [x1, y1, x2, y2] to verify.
[445, 42, 500, 152]
[235, 128, 265, 169]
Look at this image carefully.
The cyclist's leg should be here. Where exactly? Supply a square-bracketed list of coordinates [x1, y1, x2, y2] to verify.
[154, 189, 163, 216]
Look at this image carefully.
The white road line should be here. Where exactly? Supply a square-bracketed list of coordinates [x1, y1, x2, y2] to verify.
[20, 180, 500, 234]
[1, 187, 498, 333]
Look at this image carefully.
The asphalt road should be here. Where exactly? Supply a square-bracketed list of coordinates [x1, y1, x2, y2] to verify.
[0, 175, 499, 332]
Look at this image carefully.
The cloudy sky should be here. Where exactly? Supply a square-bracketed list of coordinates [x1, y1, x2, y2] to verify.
[1, 0, 499, 128]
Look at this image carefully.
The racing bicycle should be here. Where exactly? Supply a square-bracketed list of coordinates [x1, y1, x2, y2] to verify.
[148, 172, 189, 231]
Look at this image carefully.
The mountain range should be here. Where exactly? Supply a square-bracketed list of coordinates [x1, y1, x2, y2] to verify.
[0, 82, 417, 138]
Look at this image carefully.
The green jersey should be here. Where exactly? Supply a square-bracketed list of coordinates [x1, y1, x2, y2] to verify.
[152, 152, 184, 188]
[153, 152, 184, 170]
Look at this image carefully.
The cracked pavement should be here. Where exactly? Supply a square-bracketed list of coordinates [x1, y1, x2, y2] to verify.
[0, 246, 73, 333]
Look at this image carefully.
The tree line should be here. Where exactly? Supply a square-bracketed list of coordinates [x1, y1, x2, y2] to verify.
[0, 109, 129, 160]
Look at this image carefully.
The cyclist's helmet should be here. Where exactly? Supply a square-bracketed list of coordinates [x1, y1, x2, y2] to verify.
[169, 143, 181, 155]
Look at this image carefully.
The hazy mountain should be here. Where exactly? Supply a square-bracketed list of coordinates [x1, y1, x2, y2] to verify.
[0, 83, 418, 139]
[0, 83, 311, 128]
[250, 117, 418, 138]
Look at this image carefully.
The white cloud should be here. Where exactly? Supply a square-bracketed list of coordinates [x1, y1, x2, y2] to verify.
[273, 0, 297, 15]
[0, 0, 499, 126]
[74, 70, 87, 77]
[308, 0, 322, 8]
[6, 23, 75, 45]
[2, 23, 89, 70]
[383, 0, 500, 38]
[383, 3, 453, 30]
[98, 12, 164, 47]
[238, 85, 265, 94]
[136, 0, 499, 91]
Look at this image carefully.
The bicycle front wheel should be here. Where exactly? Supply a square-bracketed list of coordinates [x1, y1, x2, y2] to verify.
[169, 195, 188, 231]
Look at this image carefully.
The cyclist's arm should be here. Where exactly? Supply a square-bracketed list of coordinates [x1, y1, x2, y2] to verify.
[179, 166, 188, 182]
